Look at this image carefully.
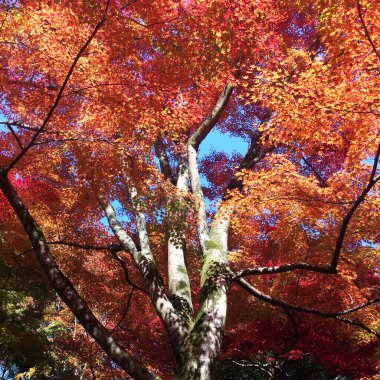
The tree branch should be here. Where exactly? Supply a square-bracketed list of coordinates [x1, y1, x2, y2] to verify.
[108, 248, 149, 295]
[186, 82, 235, 254]
[330, 141, 380, 270]
[356, 0, 380, 61]
[236, 277, 380, 338]
[111, 287, 136, 333]
[33, 137, 114, 146]
[187, 83, 234, 150]
[33, 239, 147, 294]
[187, 144, 209, 254]
[99, 196, 189, 361]
[5, 124, 23, 150]
[4, 6, 109, 173]
[224, 130, 270, 196]
[302, 155, 328, 188]
[237, 141, 380, 278]
[0, 174, 158, 380]
[154, 137, 175, 184]
[0, 121, 39, 132]
[234, 263, 333, 278]
[167, 151, 194, 319]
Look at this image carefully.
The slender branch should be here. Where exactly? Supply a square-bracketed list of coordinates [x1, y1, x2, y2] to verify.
[98, 196, 141, 263]
[356, 0, 380, 60]
[15, 241, 125, 258]
[111, 287, 136, 333]
[302, 155, 328, 188]
[108, 248, 148, 295]
[236, 277, 380, 338]
[4, 7, 109, 173]
[19, 239, 147, 293]
[49, 240, 124, 251]
[5, 124, 23, 149]
[281, 307, 300, 350]
[330, 141, 380, 270]
[33, 137, 114, 146]
[0, 121, 39, 131]
[317, 107, 380, 117]
[235, 263, 333, 278]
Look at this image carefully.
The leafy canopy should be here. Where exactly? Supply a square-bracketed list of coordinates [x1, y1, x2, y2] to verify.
[1, 0, 380, 378]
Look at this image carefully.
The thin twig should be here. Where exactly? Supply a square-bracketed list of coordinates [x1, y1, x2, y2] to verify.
[356, 0, 380, 60]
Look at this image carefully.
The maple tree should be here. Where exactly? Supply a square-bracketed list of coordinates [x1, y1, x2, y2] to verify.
[1, 0, 380, 378]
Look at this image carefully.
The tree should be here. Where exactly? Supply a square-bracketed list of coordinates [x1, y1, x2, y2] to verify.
[1, 0, 380, 378]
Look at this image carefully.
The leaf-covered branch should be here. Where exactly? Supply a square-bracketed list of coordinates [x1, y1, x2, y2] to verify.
[4, 5, 109, 173]
[237, 141, 380, 278]
[330, 141, 380, 270]
[356, 0, 380, 60]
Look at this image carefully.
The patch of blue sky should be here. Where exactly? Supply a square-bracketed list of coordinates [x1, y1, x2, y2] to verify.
[198, 128, 248, 212]
[100, 199, 130, 232]
[0, 112, 8, 132]
[198, 128, 248, 159]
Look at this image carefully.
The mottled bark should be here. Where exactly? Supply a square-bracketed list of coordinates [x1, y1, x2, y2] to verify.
[180, 254, 231, 380]
[0, 173, 158, 380]
[100, 196, 189, 361]
[181, 83, 236, 378]
[167, 153, 193, 323]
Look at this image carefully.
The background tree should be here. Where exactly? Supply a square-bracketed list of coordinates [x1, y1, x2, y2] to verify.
[1, 0, 380, 379]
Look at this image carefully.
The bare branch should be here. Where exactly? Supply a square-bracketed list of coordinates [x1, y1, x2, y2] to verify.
[49, 240, 124, 251]
[98, 196, 141, 263]
[235, 263, 333, 278]
[0, 121, 39, 131]
[188, 83, 234, 150]
[111, 287, 136, 333]
[23, 239, 147, 294]
[236, 277, 380, 338]
[108, 249, 148, 295]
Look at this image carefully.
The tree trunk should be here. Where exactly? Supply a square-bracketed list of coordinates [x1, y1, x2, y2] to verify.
[179, 255, 231, 380]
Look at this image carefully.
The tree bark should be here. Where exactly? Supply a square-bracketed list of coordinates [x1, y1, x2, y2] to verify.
[180, 251, 231, 380]
[0, 173, 159, 380]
